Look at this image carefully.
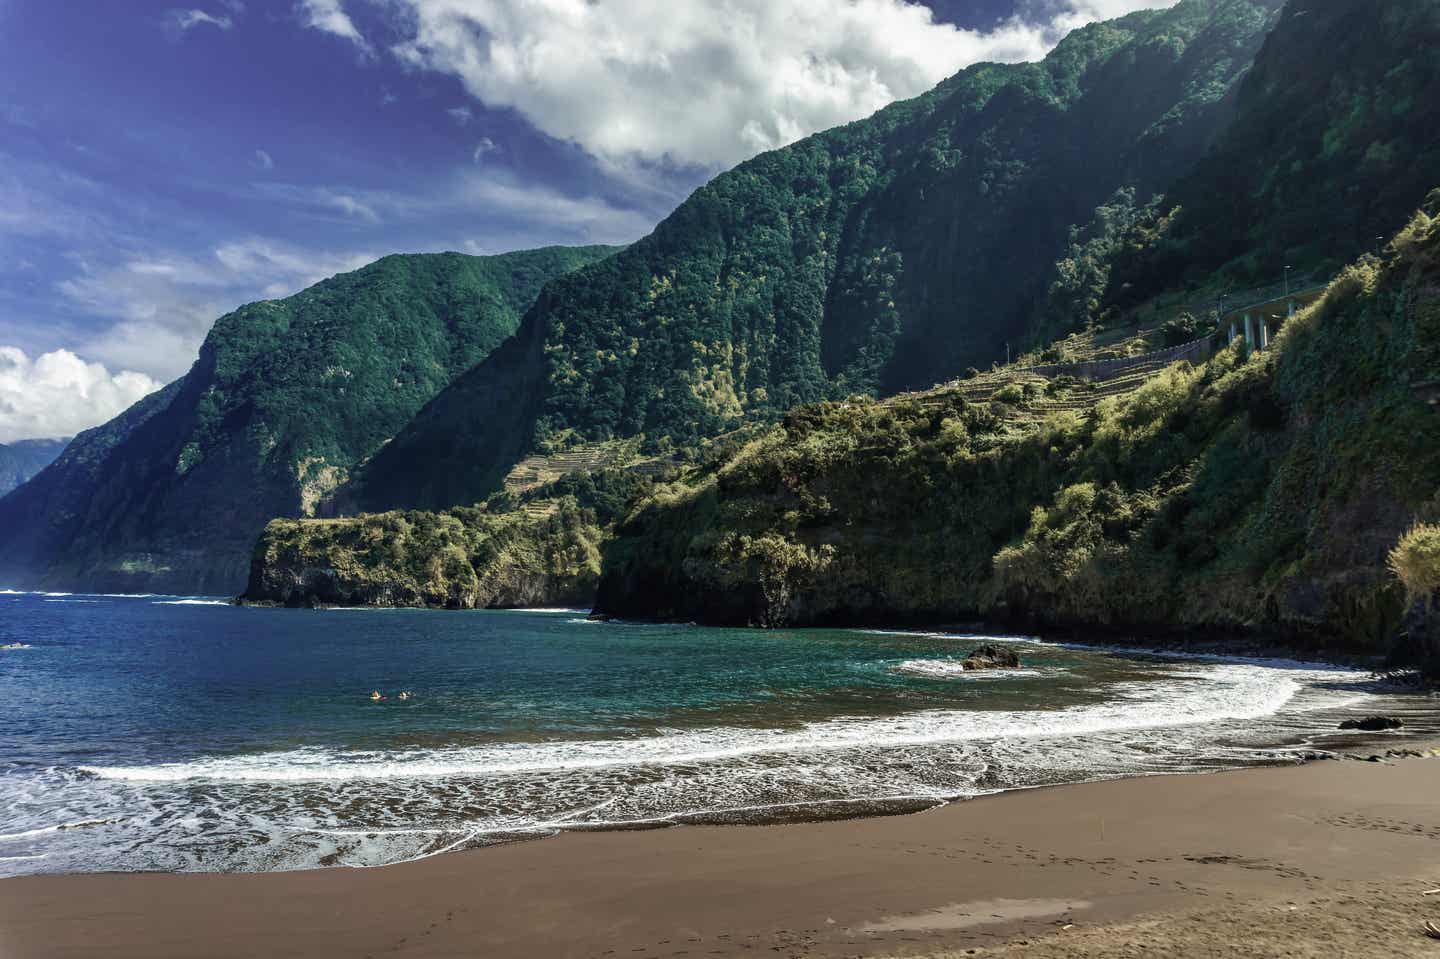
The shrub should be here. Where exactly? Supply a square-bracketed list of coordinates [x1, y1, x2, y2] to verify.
[1390, 524, 1440, 601]
[1161, 311, 1204, 346]
[993, 383, 1026, 405]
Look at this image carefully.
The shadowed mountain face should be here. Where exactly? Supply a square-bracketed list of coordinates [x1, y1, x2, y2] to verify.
[355, 0, 1287, 513]
[1104, 0, 1440, 308]
[0, 247, 617, 595]
[0, 438, 69, 496]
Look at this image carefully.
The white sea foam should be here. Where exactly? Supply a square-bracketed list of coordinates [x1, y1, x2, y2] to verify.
[856, 629, 1042, 643]
[500, 607, 588, 614]
[152, 599, 230, 606]
[81, 662, 1343, 785]
[893, 659, 1056, 679]
[0, 819, 113, 842]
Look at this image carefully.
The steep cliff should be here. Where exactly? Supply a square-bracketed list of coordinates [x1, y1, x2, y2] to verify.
[596, 202, 1440, 664]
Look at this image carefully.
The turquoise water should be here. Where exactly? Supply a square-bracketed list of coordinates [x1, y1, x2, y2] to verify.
[0, 591, 1417, 875]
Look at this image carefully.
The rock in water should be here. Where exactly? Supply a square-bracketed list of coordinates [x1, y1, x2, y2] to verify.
[1339, 716, 1404, 731]
[962, 644, 1021, 671]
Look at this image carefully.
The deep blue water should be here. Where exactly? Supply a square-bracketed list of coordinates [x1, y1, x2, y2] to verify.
[0, 591, 1420, 875]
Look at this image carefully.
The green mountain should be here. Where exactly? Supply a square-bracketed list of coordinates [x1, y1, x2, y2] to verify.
[0, 438, 70, 496]
[354, 0, 1286, 513]
[595, 197, 1440, 663]
[0, 246, 616, 594]
[1114, 0, 1440, 298]
[239, 0, 1440, 674]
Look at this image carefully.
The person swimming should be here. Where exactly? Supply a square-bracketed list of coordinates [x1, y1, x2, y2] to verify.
[397, 691, 412, 701]
[369, 690, 385, 701]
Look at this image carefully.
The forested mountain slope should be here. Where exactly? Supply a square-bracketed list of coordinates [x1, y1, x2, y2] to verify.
[354, 0, 1286, 512]
[596, 198, 1440, 660]
[1100, 0, 1440, 314]
[0, 247, 616, 594]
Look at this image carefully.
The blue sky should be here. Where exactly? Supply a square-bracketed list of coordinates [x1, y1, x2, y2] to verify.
[0, 0, 1170, 441]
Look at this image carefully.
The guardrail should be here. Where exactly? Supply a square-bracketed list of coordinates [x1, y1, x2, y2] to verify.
[1017, 336, 1213, 383]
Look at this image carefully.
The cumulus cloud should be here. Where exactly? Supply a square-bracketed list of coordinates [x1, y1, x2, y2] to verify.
[331, 0, 1176, 169]
[1036, 0, 1183, 35]
[0, 347, 161, 443]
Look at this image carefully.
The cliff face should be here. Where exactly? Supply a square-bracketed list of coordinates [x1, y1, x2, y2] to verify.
[595, 205, 1440, 660]
[242, 510, 602, 610]
[354, 0, 1284, 513]
[0, 247, 617, 595]
[241, 469, 648, 610]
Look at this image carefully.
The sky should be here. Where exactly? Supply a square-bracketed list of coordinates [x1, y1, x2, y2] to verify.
[0, 0, 1176, 443]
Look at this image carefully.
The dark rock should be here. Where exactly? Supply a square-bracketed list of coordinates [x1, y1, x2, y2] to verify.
[962, 643, 1021, 671]
[1339, 716, 1404, 731]
[586, 612, 613, 622]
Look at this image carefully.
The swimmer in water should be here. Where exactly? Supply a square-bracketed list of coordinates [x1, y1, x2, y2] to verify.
[397, 691, 412, 701]
[369, 690, 385, 701]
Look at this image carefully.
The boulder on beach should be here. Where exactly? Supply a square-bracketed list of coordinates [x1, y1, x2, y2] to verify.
[1339, 716, 1404, 731]
[962, 644, 1021, 671]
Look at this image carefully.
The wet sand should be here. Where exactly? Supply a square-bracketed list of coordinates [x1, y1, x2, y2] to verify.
[3, 749, 1439, 958]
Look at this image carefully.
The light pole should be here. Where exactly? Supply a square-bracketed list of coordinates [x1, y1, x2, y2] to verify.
[1284, 265, 1290, 299]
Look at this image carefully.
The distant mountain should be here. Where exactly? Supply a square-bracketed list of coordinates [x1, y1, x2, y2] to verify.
[354, 0, 1287, 512]
[0, 438, 70, 496]
[0, 246, 617, 594]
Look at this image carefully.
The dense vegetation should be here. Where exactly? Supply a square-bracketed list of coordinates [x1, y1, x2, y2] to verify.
[243, 470, 650, 609]
[0, 247, 616, 594]
[0, 438, 69, 496]
[355, 0, 1285, 512]
[1099, 0, 1440, 314]
[596, 203, 1440, 666]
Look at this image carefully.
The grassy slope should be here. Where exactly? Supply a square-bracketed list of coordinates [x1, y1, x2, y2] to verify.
[595, 206, 1440, 659]
[0, 246, 617, 595]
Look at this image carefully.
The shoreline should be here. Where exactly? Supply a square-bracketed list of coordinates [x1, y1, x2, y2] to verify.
[5, 746, 1440, 958]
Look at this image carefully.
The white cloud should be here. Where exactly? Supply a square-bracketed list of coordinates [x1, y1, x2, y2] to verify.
[0, 347, 161, 443]
[256, 169, 655, 244]
[365, 0, 1177, 169]
[471, 136, 497, 164]
[297, 0, 370, 52]
[1036, 0, 1182, 35]
[324, 192, 381, 222]
[165, 7, 234, 33]
[447, 105, 474, 125]
[252, 148, 274, 171]
[57, 240, 378, 381]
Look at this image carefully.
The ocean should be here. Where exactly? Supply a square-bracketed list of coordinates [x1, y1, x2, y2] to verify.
[0, 590, 1428, 876]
